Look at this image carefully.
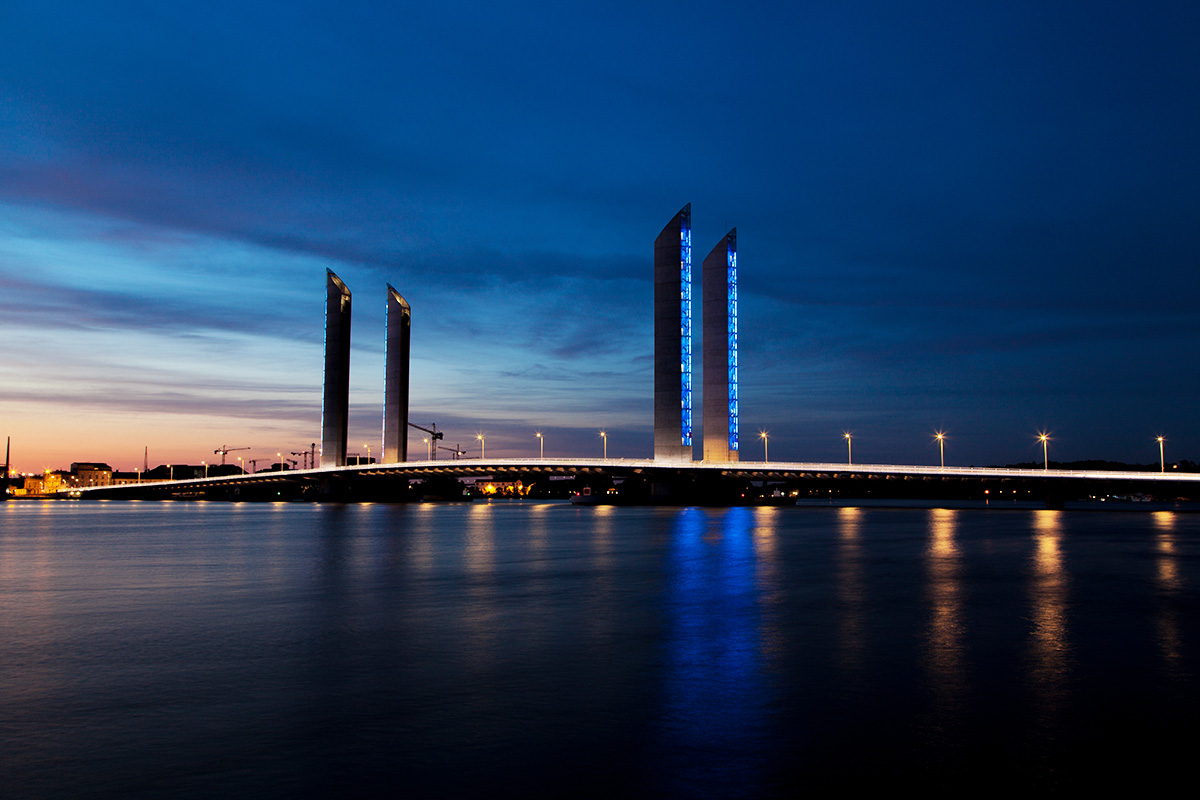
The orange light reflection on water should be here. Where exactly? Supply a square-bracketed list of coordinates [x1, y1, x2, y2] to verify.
[1152, 511, 1183, 677]
[836, 507, 865, 677]
[925, 508, 963, 713]
[1029, 510, 1070, 721]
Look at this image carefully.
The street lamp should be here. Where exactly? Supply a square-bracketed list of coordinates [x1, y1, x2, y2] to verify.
[202, 460, 208, 478]
[1037, 433, 1050, 471]
[277, 452, 283, 472]
[237, 456, 243, 474]
[759, 430, 769, 463]
[363, 443, 371, 463]
[1157, 436, 1165, 473]
[423, 437, 431, 460]
[843, 432, 852, 465]
[536, 432, 544, 459]
[168, 463, 173, 481]
[599, 431, 607, 459]
[477, 434, 485, 460]
[935, 432, 946, 469]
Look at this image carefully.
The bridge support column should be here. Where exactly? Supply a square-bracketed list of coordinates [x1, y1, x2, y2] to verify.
[321, 270, 352, 468]
[383, 285, 411, 464]
[654, 204, 694, 463]
[702, 229, 738, 463]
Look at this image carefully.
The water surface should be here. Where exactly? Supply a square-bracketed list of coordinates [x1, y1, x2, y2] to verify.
[2, 501, 1197, 797]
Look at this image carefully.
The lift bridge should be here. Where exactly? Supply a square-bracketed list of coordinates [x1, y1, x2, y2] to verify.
[77, 457, 1200, 506]
[69, 245, 1200, 506]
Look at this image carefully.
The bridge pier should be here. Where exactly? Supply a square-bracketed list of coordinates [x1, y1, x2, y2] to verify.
[321, 270, 352, 468]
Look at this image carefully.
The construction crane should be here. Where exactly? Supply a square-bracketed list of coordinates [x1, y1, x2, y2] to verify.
[290, 451, 312, 470]
[408, 422, 444, 460]
[438, 444, 467, 460]
[214, 445, 251, 465]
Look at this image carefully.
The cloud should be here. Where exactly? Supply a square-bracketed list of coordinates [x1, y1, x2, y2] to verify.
[2, 2, 1199, 468]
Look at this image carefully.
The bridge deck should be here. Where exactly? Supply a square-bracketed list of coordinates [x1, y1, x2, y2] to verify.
[74, 457, 1200, 499]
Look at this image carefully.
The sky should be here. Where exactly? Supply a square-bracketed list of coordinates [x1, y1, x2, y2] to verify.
[2, 1, 1198, 473]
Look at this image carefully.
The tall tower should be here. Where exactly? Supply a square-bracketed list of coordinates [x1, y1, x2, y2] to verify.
[382, 284, 411, 463]
[321, 269, 352, 468]
[702, 229, 739, 462]
[654, 204, 694, 462]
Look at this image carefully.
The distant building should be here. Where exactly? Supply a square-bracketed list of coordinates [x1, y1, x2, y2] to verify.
[70, 462, 112, 487]
[22, 471, 70, 495]
[143, 464, 204, 481]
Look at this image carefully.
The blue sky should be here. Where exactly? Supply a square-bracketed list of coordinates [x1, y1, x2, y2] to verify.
[2, 1, 1198, 472]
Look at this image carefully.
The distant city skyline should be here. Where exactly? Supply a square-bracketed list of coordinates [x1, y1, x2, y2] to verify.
[2, 2, 1198, 473]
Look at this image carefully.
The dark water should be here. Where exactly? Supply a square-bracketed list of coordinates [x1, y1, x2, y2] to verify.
[2, 500, 1199, 797]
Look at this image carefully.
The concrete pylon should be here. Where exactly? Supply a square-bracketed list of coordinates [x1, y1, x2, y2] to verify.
[321, 269, 352, 468]
[702, 229, 738, 462]
[382, 285, 410, 463]
[654, 204, 694, 462]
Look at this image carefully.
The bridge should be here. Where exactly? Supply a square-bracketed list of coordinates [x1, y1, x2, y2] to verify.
[77, 458, 1200, 506]
[47, 209, 1198, 507]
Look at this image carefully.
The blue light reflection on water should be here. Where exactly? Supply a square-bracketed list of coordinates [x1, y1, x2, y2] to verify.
[657, 507, 769, 797]
[3, 501, 1200, 797]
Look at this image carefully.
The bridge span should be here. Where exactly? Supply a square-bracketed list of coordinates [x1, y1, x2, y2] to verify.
[76, 458, 1200, 506]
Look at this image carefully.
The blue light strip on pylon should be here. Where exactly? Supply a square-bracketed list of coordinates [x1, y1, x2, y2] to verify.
[727, 241, 739, 450]
[680, 218, 692, 446]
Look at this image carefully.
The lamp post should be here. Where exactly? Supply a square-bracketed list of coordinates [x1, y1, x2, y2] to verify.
[843, 432, 852, 465]
[935, 432, 945, 469]
[1037, 433, 1049, 471]
[363, 443, 371, 463]
[536, 432, 544, 459]
[759, 431, 769, 463]
[600, 431, 607, 459]
[1158, 436, 1165, 473]
[277, 452, 283, 472]
[423, 437, 431, 460]
[237, 456, 243, 474]
[202, 460, 208, 479]
[168, 463, 173, 481]
[477, 434, 485, 460]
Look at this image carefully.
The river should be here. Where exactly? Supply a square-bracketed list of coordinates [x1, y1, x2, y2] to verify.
[1, 500, 1197, 797]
